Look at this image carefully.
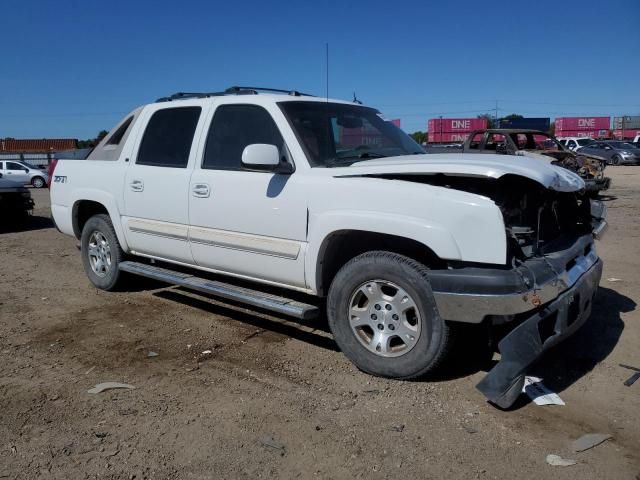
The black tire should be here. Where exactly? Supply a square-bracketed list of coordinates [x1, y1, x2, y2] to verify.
[31, 176, 45, 188]
[80, 214, 125, 290]
[612, 155, 621, 166]
[327, 251, 453, 379]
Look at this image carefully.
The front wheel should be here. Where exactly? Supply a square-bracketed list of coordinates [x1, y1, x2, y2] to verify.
[611, 155, 621, 166]
[80, 214, 125, 290]
[327, 251, 453, 379]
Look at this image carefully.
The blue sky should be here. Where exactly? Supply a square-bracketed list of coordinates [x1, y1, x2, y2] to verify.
[1, 0, 638, 138]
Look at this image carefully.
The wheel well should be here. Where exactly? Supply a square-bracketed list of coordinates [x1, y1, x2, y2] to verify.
[72, 200, 109, 238]
[317, 230, 445, 296]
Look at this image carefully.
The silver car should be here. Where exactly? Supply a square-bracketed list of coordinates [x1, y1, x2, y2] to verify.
[0, 160, 49, 188]
[577, 141, 640, 165]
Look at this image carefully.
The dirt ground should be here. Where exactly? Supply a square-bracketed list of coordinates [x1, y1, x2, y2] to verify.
[1, 168, 639, 480]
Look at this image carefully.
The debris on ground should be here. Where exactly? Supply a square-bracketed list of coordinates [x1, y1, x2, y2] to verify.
[147, 351, 159, 358]
[258, 434, 286, 455]
[522, 376, 565, 406]
[606, 277, 623, 282]
[87, 382, 136, 394]
[84, 366, 96, 375]
[546, 454, 577, 467]
[571, 433, 613, 452]
[390, 424, 405, 432]
[619, 364, 640, 386]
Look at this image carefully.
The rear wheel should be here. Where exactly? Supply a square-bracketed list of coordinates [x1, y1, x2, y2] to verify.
[327, 251, 453, 379]
[80, 214, 125, 290]
[31, 176, 45, 188]
[611, 155, 622, 166]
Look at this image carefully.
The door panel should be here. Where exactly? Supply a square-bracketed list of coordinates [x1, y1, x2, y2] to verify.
[5, 162, 29, 184]
[189, 171, 307, 287]
[188, 103, 307, 288]
[123, 105, 204, 264]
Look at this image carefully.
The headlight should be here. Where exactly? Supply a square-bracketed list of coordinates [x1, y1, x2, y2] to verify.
[621, 151, 632, 156]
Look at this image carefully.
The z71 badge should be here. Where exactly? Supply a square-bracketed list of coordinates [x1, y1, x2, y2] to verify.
[54, 176, 67, 183]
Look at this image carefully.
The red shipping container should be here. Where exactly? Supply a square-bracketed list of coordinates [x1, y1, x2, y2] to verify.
[428, 118, 487, 133]
[555, 129, 610, 139]
[612, 129, 640, 140]
[428, 131, 474, 143]
[555, 117, 610, 131]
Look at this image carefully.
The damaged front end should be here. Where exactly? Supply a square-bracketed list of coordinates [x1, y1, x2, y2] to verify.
[420, 175, 607, 408]
[526, 149, 611, 194]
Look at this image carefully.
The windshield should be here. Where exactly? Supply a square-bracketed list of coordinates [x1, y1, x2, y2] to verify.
[577, 138, 594, 146]
[22, 162, 40, 169]
[278, 101, 424, 167]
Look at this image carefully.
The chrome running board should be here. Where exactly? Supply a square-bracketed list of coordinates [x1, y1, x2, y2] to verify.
[119, 261, 319, 320]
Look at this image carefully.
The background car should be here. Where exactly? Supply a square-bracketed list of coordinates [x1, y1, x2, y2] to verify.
[0, 174, 35, 221]
[577, 141, 640, 165]
[0, 160, 49, 187]
[557, 136, 595, 151]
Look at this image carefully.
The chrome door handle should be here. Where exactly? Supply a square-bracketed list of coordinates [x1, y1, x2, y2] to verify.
[130, 179, 144, 192]
[192, 183, 210, 198]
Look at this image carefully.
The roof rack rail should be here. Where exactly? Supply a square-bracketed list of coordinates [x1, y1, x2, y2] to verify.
[156, 91, 226, 102]
[224, 86, 314, 97]
[156, 86, 314, 102]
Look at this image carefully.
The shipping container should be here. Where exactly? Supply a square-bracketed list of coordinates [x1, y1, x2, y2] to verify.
[498, 117, 550, 131]
[555, 129, 610, 139]
[427, 132, 473, 143]
[427, 118, 487, 133]
[613, 116, 640, 130]
[612, 129, 640, 140]
[555, 117, 610, 131]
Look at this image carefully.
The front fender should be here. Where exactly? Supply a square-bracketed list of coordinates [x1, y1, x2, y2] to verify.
[306, 210, 462, 293]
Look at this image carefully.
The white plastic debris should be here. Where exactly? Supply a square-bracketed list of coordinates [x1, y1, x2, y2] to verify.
[546, 454, 577, 467]
[147, 351, 159, 358]
[522, 376, 565, 406]
[201, 350, 212, 355]
[607, 277, 623, 282]
[87, 382, 136, 394]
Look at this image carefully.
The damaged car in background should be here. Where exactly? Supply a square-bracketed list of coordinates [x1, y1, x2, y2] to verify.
[50, 89, 608, 408]
[0, 173, 34, 224]
[462, 129, 611, 194]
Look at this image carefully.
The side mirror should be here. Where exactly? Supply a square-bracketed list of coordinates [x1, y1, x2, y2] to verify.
[496, 144, 507, 154]
[242, 144, 292, 173]
[24, 168, 29, 173]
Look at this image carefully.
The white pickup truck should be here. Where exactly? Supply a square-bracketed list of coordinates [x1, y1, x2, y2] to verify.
[50, 87, 607, 407]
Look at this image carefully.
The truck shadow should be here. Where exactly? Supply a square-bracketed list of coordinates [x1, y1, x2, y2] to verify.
[525, 286, 634, 399]
[153, 288, 339, 352]
[0, 215, 54, 234]
[421, 286, 633, 399]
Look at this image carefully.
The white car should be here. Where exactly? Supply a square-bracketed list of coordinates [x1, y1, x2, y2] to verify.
[557, 136, 595, 152]
[0, 160, 49, 188]
[50, 87, 606, 408]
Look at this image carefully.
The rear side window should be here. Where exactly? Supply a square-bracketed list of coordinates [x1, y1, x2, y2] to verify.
[203, 105, 284, 170]
[106, 116, 134, 146]
[137, 107, 201, 168]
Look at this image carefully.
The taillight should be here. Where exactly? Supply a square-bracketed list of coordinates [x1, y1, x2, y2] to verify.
[47, 159, 58, 188]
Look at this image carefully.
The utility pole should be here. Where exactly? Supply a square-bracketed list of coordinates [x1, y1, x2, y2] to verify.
[494, 100, 499, 127]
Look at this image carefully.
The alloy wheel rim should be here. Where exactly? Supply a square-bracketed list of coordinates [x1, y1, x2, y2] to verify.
[348, 280, 422, 357]
[87, 231, 112, 277]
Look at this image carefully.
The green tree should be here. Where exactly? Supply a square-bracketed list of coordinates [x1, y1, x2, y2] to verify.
[410, 131, 426, 144]
[477, 114, 496, 129]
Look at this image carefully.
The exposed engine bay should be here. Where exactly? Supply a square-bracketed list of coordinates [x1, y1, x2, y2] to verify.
[368, 173, 594, 265]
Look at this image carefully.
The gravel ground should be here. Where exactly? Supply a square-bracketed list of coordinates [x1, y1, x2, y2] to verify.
[1, 168, 639, 479]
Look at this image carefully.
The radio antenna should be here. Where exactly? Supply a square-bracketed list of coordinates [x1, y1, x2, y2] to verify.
[325, 43, 329, 101]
